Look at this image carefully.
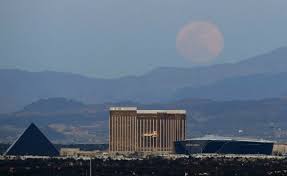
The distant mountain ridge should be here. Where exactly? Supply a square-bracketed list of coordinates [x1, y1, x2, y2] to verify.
[1, 97, 287, 143]
[175, 72, 287, 100]
[21, 97, 85, 113]
[1, 47, 287, 113]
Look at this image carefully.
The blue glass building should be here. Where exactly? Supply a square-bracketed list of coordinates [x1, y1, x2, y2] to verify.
[174, 136, 274, 155]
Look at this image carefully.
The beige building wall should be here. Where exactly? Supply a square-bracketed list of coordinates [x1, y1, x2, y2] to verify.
[109, 107, 186, 153]
[109, 107, 137, 152]
[272, 143, 287, 155]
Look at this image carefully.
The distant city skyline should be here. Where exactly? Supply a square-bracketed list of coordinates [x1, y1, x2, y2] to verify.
[1, 0, 287, 78]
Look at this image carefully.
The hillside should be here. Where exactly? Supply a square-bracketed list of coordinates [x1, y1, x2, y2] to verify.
[1, 97, 287, 143]
[175, 72, 287, 100]
[1, 47, 287, 113]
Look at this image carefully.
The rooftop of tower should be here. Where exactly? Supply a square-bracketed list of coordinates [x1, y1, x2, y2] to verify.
[109, 107, 186, 114]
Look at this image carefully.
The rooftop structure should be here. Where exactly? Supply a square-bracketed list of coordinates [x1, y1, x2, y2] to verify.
[109, 107, 186, 114]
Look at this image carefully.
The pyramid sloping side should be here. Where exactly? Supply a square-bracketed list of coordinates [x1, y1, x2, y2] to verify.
[5, 123, 59, 156]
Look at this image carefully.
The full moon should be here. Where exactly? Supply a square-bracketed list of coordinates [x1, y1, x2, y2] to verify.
[176, 21, 224, 63]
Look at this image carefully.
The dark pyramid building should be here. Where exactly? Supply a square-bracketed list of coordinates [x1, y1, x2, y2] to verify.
[5, 123, 59, 156]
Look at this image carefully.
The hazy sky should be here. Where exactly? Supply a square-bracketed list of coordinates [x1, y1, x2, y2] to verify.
[1, 0, 287, 78]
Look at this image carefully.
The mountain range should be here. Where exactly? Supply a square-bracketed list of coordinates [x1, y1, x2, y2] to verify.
[1, 47, 287, 113]
[1, 97, 287, 144]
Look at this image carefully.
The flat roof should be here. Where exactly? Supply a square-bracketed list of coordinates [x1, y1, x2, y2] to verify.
[110, 107, 186, 114]
[184, 135, 274, 143]
[137, 110, 186, 114]
[109, 107, 137, 111]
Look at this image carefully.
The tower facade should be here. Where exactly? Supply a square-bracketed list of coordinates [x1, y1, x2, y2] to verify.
[109, 107, 186, 153]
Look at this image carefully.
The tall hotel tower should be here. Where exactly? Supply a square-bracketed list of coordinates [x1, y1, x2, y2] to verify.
[109, 107, 186, 153]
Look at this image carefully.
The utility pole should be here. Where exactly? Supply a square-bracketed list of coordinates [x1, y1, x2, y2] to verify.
[90, 158, 92, 176]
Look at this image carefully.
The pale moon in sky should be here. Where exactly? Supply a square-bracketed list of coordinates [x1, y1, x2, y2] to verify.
[176, 21, 224, 63]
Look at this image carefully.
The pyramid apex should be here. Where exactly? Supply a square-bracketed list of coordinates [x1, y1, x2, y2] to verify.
[29, 122, 37, 128]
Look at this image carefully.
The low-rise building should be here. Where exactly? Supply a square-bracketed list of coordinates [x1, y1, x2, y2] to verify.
[60, 148, 102, 157]
[174, 136, 274, 155]
[272, 143, 287, 155]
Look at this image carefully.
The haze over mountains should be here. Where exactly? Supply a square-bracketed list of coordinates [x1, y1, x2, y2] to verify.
[0, 47, 287, 143]
[1, 97, 287, 143]
[1, 47, 287, 113]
